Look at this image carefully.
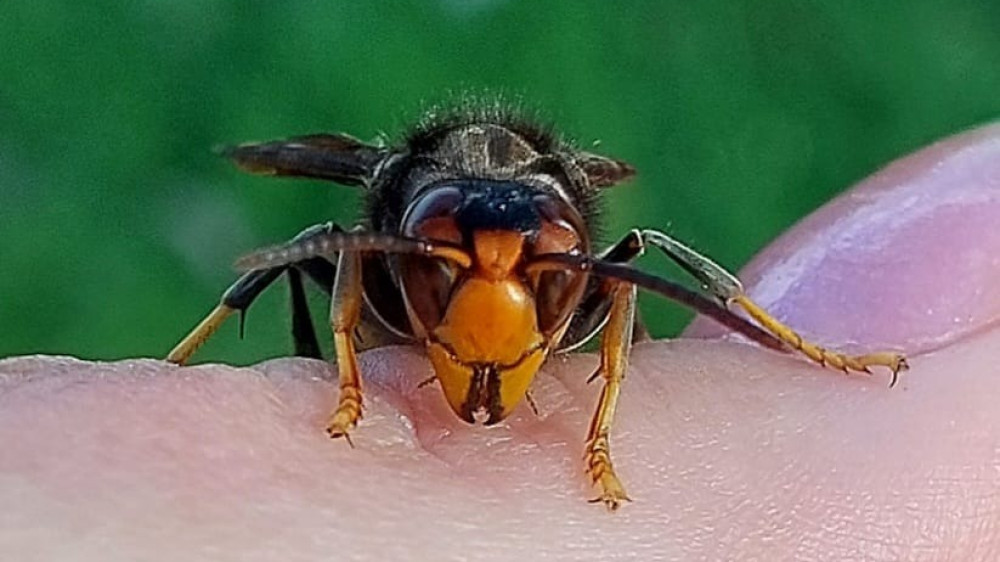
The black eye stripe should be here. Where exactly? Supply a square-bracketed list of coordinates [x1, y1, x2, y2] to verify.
[454, 183, 542, 234]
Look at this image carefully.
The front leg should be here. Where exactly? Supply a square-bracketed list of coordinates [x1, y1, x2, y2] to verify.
[584, 281, 637, 510]
[326, 249, 364, 443]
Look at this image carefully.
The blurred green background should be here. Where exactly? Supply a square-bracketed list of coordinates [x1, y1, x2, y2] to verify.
[2, 1, 998, 364]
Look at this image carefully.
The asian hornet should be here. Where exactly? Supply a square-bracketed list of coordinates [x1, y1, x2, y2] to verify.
[167, 101, 908, 510]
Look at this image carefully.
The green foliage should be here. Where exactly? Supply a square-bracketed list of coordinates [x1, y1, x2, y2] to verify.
[1, 0, 997, 363]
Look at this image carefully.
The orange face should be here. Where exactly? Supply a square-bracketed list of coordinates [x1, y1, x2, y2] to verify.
[398, 182, 588, 424]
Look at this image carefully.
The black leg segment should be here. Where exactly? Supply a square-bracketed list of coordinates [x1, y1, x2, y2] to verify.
[167, 222, 341, 364]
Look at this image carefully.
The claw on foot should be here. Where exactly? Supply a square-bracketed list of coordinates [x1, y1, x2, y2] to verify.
[585, 438, 630, 511]
[326, 421, 354, 449]
[325, 389, 362, 447]
[822, 350, 909, 387]
[325, 414, 358, 447]
[588, 473, 632, 511]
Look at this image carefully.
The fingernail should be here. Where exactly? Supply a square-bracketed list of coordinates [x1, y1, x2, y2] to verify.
[686, 122, 1000, 353]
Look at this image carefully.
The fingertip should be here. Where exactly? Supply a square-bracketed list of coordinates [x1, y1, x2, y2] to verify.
[687, 122, 1000, 353]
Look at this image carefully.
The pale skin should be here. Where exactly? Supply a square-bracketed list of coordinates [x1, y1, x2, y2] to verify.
[2, 124, 999, 561]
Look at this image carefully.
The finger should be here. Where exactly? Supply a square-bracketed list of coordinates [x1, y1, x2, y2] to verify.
[4, 327, 999, 561]
[686, 122, 1000, 354]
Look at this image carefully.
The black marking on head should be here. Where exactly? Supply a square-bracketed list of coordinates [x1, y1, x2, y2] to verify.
[454, 180, 542, 236]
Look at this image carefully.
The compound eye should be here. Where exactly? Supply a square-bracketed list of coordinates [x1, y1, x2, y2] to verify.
[529, 196, 590, 335]
[532, 266, 587, 336]
[399, 186, 465, 332]
[399, 253, 456, 332]
[531, 194, 589, 254]
[401, 185, 464, 245]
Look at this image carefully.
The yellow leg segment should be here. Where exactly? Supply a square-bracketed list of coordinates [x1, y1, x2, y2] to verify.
[326, 251, 364, 442]
[731, 295, 908, 381]
[585, 282, 637, 510]
[166, 304, 235, 365]
[639, 229, 908, 385]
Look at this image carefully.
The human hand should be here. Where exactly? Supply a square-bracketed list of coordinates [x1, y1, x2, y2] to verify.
[2, 124, 998, 561]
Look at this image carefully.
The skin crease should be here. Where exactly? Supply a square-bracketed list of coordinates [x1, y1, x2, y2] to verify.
[2, 124, 999, 561]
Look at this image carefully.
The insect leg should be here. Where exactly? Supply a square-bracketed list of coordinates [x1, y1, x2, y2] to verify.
[287, 267, 322, 359]
[325, 249, 365, 443]
[166, 269, 282, 365]
[639, 229, 908, 381]
[166, 222, 339, 365]
[584, 281, 637, 511]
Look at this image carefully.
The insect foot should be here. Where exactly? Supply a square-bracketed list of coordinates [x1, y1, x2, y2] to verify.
[585, 435, 631, 511]
[325, 386, 363, 447]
